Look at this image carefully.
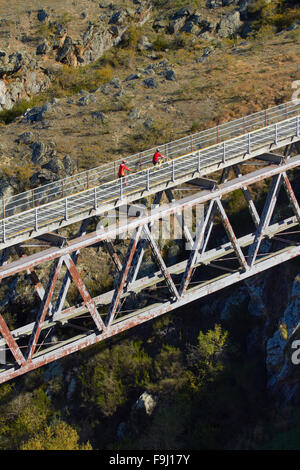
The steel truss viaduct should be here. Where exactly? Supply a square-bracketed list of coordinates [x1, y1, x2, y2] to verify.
[0, 101, 300, 384]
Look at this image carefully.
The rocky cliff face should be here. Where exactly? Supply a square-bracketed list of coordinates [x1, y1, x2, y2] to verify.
[2, 0, 295, 112]
[265, 274, 300, 405]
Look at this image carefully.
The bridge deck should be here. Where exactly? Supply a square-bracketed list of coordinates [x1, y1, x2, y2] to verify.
[0, 101, 299, 249]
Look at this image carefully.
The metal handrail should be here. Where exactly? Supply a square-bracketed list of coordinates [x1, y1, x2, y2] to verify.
[1, 110, 300, 243]
[1, 100, 300, 219]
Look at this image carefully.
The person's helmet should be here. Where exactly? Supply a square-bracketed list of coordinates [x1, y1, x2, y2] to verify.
[122, 160, 127, 163]
[156, 148, 159, 152]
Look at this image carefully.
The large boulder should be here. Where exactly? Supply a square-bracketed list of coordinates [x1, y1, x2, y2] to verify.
[63, 155, 77, 175]
[30, 168, 58, 185]
[36, 39, 51, 55]
[0, 52, 24, 77]
[42, 157, 65, 175]
[0, 80, 13, 110]
[0, 175, 14, 199]
[108, 9, 127, 25]
[143, 77, 158, 88]
[31, 141, 56, 165]
[130, 391, 158, 430]
[17, 132, 34, 145]
[168, 16, 186, 34]
[22, 103, 52, 123]
[206, 0, 223, 7]
[217, 11, 243, 38]
[37, 9, 49, 23]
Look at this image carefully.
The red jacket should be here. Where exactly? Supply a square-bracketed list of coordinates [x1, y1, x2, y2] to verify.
[118, 163, 130, 177]
[153, 151, 163, 164]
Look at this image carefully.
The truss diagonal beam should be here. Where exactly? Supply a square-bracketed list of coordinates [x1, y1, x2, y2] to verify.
[282, 172, 300, 225]
[126, 191, 163, 287]
[53, 219, 88, 319]
[26, 256, 64, 361]
[215, 198, 248, 271]
[105, 226, 143, 327]
[233, 165, 260, 228]
[0, 314, 25, 365]
[199, 166, 231, 255]
[179, 199, 215, 297]
[142, 224, 180, 300]
[63, 254, 106, 332]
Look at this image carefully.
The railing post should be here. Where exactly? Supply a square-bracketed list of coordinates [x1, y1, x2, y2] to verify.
[146, 169, 150, 191]
[222, 142, 226, 164]
[120, 177, 123, 200]
[274, 123, 278, 145]
[2, 219, 6, 243]
[297, 116, 299, 138]
[198, 151, 201, 173]
[2, 198, 5, 219]
[65, 198, 68, 221]
[172, 160, 175, 182]
[62, 180, 64, 198]
[32, 189, 35, 209]
[87, 170, 90, 189]
[248, 133, 251, 154]
[35, 208, 38, 231]
[94, 187, 97, 210]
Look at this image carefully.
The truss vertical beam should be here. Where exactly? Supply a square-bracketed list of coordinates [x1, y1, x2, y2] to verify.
[179, 199, 215, 297]
[199, 167, 231, 255]
[247, 174, 283, 267]
[126, 192, 163, 286]
[105, 226, 143, 327]
[53, 220, 88, 319]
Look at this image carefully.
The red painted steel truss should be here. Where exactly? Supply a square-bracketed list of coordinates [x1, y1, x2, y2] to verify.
[0, 147, 300, 384]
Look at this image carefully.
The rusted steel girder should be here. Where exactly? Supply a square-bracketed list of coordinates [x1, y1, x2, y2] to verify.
[0, 213, 296, 352]
[63, 254, 106, 332]
[233, 164, 260, 228]
[247, 174, 283, 267]
[105, 226, 143, 327]
[0, 156, 299, 281]
[26, 257, 64, 361]
[0, 157, 299, 383]
[1, 242, 300, 385]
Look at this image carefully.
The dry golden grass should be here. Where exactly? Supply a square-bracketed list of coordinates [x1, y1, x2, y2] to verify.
[0, 23, 299, 183]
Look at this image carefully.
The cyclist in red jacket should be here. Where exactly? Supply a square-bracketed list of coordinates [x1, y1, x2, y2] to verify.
[118, 160, 131, 185]
[152, 148, 167, 167]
